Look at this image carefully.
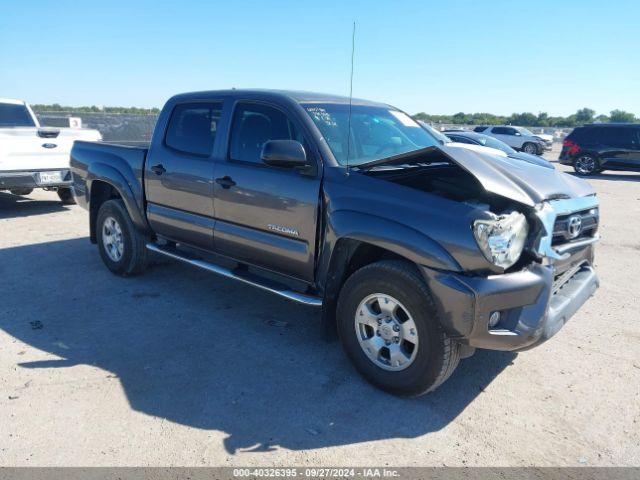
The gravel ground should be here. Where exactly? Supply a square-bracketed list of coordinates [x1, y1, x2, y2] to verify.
[0, 147, 638, 467]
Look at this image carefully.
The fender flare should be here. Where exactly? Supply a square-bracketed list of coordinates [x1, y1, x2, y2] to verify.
[86, 162, 150, 239]
[317, 210, 462, 340]
[327, 210, 461, 273]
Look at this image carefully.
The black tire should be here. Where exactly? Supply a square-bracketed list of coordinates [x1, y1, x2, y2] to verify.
[10, 188, 33, 196]
[522, 142, 539, 155]
[573, 154, 599, 176]
[96, 199, 149, 276]
[336, 260, 460, 396]
[57, 187, 76, 205]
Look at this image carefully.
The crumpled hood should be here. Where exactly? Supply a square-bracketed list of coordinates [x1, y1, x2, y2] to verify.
[438, 144, 595, 206]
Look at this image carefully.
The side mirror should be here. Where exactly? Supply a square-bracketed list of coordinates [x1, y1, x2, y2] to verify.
[261, 140, 308, 168]
[514, 132, 521, 136]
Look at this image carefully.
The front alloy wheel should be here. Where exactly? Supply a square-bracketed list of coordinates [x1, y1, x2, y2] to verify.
[523, 142, 538, 154]
[355, 293, 419, 371]
[337, 260, 461, 396]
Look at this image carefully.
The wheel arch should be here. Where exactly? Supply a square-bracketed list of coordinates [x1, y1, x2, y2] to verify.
[317, 211, 462, 339]
[87, 163, 149, 243]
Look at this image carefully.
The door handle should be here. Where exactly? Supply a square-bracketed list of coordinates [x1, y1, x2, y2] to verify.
[215, 176, 236, 189]
[151, 164, 166, 175]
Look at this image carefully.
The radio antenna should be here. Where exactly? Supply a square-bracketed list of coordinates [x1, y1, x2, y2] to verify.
[345, 21, 356, 174]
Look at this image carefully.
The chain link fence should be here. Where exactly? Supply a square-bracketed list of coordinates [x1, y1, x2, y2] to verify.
[35, 111, 572, 144]
[34, 111, 159, 144]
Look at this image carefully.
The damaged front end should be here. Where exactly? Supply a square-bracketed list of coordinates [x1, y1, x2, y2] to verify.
[360, 145, 600, 351]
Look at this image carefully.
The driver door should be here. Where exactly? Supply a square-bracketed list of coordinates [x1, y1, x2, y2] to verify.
[212, 101, 321, 282]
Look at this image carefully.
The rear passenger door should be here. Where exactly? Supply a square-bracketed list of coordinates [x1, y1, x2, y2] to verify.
[212, 101, 321, 282]
[145, 101, 223, 250]
[491, 127, 520, 148]
[599, 127, 640, 169]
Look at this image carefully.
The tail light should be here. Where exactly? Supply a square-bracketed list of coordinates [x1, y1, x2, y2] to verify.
[563, 139, 580, 156]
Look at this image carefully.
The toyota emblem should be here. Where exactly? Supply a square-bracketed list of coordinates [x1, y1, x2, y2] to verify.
[568, 215, 583, 239]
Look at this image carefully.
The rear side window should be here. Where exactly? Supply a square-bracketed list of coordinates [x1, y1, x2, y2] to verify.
[0, 103, 36, 127]
[492, 126, 516, 135]
[567, 127, 587, 142]
[597, 127, 636, 148]
[229, 103, 301, 163]
[473, 126, 488, 132]
[165, 102, 223, 156]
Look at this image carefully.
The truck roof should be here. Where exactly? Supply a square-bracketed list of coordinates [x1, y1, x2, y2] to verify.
[0, 98, 26, 105]
[170, 89, 391, 108]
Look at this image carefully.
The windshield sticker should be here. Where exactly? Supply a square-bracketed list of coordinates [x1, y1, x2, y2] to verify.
[306, 107, 337, 127]
[390, 110, 418, 127]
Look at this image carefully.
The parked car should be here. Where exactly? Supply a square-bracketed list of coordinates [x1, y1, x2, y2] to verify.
[559, 124, 640, 175]
[443, 130, 554, 169]
[0, 98, 101, 203]
[474, 125, 552, 155]
[71, 90, 600, 396]
[418, 122, 512, 158]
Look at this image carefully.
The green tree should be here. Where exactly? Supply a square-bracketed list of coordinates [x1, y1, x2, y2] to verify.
[574, 108, 595, 124]
[609, 109, 636, 123]
[536, 112, 549, 126]
[507, 112, 537, 126]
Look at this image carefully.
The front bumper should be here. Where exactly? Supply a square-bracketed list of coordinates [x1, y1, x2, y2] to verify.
[539, 142, 553, 152]
[0, 169, 72, 190]
[420, 258, 599, 351]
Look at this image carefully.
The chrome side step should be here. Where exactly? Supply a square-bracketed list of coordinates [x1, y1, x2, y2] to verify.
[146, 243, 323, 307]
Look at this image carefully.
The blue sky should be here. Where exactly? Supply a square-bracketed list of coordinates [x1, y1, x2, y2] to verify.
[1, 0, 638, 116]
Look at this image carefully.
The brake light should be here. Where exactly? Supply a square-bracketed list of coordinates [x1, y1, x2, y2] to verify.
[563, 139, 580, 155]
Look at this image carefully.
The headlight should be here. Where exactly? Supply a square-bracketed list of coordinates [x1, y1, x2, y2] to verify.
[473, 211, 529, 269]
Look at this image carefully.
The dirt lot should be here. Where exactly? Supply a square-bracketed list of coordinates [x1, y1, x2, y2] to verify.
[1, 150, 639, 467]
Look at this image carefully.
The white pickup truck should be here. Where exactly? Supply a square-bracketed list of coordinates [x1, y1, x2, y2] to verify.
[0, 98, 101, 203]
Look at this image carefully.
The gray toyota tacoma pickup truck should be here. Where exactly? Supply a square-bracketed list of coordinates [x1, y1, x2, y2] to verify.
[70, 90, 600, 396]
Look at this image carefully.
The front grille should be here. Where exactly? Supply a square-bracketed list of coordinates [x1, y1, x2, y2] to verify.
[552, 262, 586, 294]
[552, 208, 599, 246]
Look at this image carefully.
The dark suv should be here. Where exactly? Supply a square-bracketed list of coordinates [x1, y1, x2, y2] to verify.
[559, 124, 640, 175]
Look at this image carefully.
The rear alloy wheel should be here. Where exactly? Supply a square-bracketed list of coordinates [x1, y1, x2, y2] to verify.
[522, 142, 539, 155]
[96, 199, 149, 276]
[574, 155, 598, 175]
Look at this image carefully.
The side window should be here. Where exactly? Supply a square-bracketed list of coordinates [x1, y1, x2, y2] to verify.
[492, 126, 516, 135]
[473, 126, 487, 133]
[451, 135, 475, 144]
[604, 128, 636, 148]
[229, 103, 300, 163]
[165, 103, 223, 157]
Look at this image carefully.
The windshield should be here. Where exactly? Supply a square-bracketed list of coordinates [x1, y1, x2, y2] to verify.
[303, 103, 438, 166]
[476, 134, 516, 154]
[516, 126, 534, 136]
[0, 103, 36, 127]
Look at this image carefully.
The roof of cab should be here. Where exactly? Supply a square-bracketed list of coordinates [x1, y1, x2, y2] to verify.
[169, 89, 391, 108]
[0, 98, 26, 105]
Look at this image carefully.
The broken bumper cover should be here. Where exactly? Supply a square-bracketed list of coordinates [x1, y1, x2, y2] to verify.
[0, 169, 73, 189]
[420, 259, 599, 351]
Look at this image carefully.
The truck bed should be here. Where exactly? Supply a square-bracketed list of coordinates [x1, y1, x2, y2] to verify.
[70, 140, 148, 218]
